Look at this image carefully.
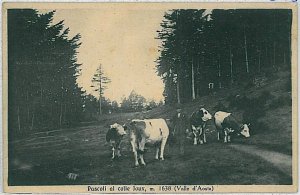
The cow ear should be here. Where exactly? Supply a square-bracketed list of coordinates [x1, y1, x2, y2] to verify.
[247, 123, 251, 127]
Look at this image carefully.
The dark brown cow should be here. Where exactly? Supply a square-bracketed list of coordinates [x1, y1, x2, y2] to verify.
[106, 123, 126, 159]
[190, 108, 212, 145]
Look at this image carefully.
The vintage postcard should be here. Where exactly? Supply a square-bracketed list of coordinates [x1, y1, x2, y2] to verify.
[2, 2, 298, 193]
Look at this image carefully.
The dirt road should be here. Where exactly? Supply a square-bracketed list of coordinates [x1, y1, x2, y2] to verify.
[230, 144, 292, 177]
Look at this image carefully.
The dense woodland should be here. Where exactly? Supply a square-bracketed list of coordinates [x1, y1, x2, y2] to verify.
[8, 9, 160, 135]
[8, 10, 85, 135]
[156, 9, 292, 104]
[8, 9, 292, 135]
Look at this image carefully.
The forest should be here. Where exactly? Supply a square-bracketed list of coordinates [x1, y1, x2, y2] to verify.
[156, 9, 292, 104]
[8, 10, 85, 136]
[8, 9, 160, 136]
[8, 9, 292, 136]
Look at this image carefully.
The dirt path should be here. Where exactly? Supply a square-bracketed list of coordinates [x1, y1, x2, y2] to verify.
[230, 144, 292, 177]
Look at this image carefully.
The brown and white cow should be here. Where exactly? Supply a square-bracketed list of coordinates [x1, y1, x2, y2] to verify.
[214, 111, 250, 143]
[190, 108, 212, 145]
[106, 123, 127, 159]
[124, 119, 169, 167]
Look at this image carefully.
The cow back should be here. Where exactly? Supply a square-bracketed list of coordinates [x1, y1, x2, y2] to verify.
[214, 111, 231, 129]
[143, 119, 169, 143]
[190, 111, 204, 127]
[222, 115, 242, 132]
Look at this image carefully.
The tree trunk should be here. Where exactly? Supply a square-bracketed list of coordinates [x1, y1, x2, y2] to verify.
[59, 103, 63, 128]
[39, 82, 43, 100]
[244, 25, 249, 73]
[258, 49, 261, 73]
[191, 57, 196, 100]
[98, 64, 103, 115]
[273, 12, 276, 70]
[229, 45, 234, 85]
[60, 80, 64, 127]
[26, 90, 30, 122]
[30, 112, 35, 131]
[273, 41, 276, 69]
[176, 75, 181, 104]
[196, 57, 201, 97]
[283, 51, 286, 67]
[265, 45, 268, 66]
[218, 54, 222, 88]
[64, 103, 67, 123]
[17, 106, 21, 132]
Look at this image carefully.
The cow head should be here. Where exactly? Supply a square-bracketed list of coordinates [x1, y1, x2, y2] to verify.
[110, 123, 127, 136]
[240, 124, 250, 138]
[199, 108, 212, 121]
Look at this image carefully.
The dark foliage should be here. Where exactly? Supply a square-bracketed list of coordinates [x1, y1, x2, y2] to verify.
[156, 9, 292, 104]
[8, 9, 84, 135]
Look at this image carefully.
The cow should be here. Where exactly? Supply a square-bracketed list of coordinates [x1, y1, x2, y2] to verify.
[190, 108, 212, 145]
[124, 119, 169, 167]
[105, 123, 127, 159]
[214, 111, 250, 143]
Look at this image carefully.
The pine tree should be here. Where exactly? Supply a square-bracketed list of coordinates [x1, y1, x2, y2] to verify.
[91, 64, 111, 115]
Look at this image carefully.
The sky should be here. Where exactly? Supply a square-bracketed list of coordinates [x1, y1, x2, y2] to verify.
[42, 9, 166, 103]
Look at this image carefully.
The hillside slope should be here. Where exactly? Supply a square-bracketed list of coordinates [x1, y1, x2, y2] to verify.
[143, 70, 292, 155]
[8, 71, 293, 185]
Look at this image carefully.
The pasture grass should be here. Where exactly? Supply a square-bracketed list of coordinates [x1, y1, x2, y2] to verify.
[8, 70, 292, 185]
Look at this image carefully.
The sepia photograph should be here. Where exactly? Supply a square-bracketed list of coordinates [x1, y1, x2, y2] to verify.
[2, 2, 298, 193]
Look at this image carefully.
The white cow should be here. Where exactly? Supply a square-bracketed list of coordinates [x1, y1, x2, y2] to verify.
[214, 111, 250, 143]
[124, 119, 169, 167]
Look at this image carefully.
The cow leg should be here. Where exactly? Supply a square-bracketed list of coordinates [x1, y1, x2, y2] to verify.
[155, 145, 160, 160]
[117, 147, 121, 157]
[160, 137, 168, 160]
[199, 128, 204, 145]
[224, 130, 228, 143]
[112, 147, 115, 159]
[139, 138, 146, 166]
[130, 139, 139, 166]
[192, 126, 197, 145]
[179, 138, 184, 155]
[228, 135, 231, 142]
[116, 141, 121, 157]
[202, 124, 207, 143]
[133, 151, 139, 166]
[217, 131, 220, 141]
[193, 131, 197, 145]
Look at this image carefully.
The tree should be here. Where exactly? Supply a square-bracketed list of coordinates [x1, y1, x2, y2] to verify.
[156, 9, 292, 104]
[91, 64, 111, 115]
[8, 9, 84, 134]
[120, 91, 146, 112]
